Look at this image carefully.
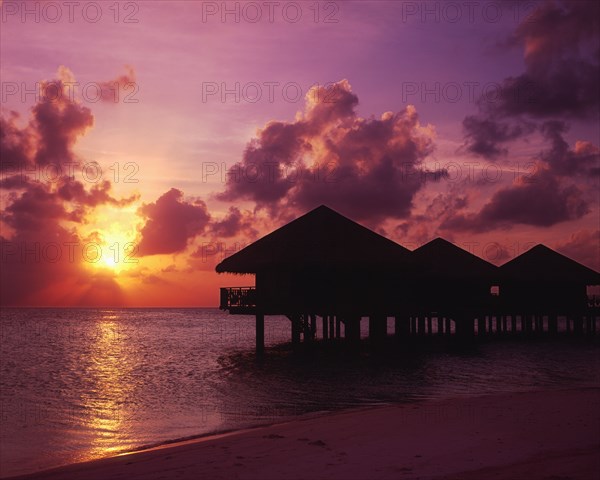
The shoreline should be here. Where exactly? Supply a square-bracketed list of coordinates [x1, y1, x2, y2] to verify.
[4, 386, 599, 480]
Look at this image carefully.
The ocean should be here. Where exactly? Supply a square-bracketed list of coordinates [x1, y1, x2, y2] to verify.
[1, 307, 598, 477]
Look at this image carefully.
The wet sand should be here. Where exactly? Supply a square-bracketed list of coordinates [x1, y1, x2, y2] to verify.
[7, 387, 599, 480]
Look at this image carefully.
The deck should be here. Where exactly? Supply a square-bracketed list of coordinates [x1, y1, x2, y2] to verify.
[220, 287, 257, 314]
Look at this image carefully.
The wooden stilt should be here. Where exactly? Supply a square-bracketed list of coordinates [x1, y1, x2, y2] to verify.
[586, 316, 593, 335]
[477, 315, 487, 337]
[525, 314, 533, 334]
[395, 316, 402, 338]
[418, 316, 425, 336]
[369, 316, 377, 341]
[548, 314, 557, 335]
[574, 316, 580, 334]
[346, 316, 361, 344]
[369, 315, 386, 343]
[329, 316, 334, 339]
[478, 317, 486, 336]
[322, 315, 329, 340]
[291, 314, 301, 345]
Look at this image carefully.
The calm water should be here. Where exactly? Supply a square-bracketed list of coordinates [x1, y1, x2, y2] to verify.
[1, 308, 599, 477]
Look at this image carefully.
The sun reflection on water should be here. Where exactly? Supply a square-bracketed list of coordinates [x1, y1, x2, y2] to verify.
[79, 316, 136, 460]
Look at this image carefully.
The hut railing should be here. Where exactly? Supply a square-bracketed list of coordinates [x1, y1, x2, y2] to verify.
[220, 287, 256, 310]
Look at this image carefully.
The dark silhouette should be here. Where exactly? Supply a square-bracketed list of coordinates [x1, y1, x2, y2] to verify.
[498, 244, 599, 336]
[410, 238, 498, 337]
[216, 205, 599, 352]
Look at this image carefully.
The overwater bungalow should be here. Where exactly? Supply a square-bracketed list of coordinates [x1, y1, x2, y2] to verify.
[217, 206, 599, 352]
[410, 238, 498, 337]
[497, 244, 600, 335]
[216, 205, 413, 350]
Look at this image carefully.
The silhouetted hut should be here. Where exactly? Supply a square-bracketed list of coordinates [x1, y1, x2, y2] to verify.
[498, 244, 599, 334]
[410, 238, 498, 336]
[216, 205, 413, 350]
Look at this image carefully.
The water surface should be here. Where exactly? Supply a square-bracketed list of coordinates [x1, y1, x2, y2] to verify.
[1, 308, 598, 477]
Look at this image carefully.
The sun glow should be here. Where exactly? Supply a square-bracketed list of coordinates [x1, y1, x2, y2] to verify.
[80, 206, 141, 275]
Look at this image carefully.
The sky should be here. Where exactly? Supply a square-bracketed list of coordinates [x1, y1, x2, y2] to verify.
[0, 0, 598, 306]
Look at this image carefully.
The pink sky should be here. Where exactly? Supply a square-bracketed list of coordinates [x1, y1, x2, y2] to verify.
[1, 0, 598, 306]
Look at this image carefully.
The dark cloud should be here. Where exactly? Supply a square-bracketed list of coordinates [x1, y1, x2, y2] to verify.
[489, 57, 599, 119]
[540, 120, 600, 177]
[0, 69, 93, 170]
[497, 0, 599, 119]
[440, 169, 589, 232]
[32, 73, 94, 167]
[2, 181, 74, 232]
[462, 116, 535, 159]
[0, 111, 34, 171]
[1, 176, 138, 230]
[1, 66, 136, 174]
[57, 177, 139, 222]
[0, 68, 138, 306]
[0, 174, 31, 189]
[209, 206, 258, 239]
[509, 1, 599, 69]
[462, 0, 600, 159]
[218, 80, 436, 223]
[393, 191, 469, 246]
[137, 188, 211, 256]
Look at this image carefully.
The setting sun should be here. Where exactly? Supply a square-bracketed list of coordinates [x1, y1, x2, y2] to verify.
[81, 206, 141, 275]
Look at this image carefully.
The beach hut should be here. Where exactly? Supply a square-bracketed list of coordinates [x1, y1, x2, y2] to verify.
[216, 205, 413, 351]
[498, 244, 599, 335]
[410, 238, 498, 337]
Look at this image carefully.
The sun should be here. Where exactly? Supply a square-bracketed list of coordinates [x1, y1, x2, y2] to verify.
[80, 206, 140, 275]
[91, 230, 139, 274]
[102, 255, 118, 269]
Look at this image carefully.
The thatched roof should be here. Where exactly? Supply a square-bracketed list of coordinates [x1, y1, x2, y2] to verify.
[215, 205, 411, 274]
[499, 244, 599, 284]
[412, 238, 497, 279]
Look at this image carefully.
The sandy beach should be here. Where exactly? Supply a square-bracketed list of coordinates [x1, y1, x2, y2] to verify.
[5, 387, 598, 480]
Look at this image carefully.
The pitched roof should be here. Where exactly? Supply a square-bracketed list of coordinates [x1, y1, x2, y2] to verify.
[499, 244, 599, 283]
[411, 237, 497, 279]
[215, 205, 411, 274]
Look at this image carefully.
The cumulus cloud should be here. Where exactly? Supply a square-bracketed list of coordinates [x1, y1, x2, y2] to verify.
[440, 169, 589, 232]
[96, 65, 137, 103]
[0, 182, 127, 306]
[137, 188, 211, 256]
[218, 79, 437, 223]
[32, 68, 95, 167]
[0, 68, 138, 305]
[209, 206, 258, 239]
[462, 116, 535, 159]
[462, 0, 599, 158]
[0, 70, 93, 172]
[0, 111, 34, 171]
[445, 1, 599, 236]
[497, 0, 599, 119]
[540, 120, 600, 177]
